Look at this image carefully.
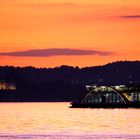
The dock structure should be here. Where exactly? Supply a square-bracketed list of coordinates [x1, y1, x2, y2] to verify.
[70, 85, 140, 108]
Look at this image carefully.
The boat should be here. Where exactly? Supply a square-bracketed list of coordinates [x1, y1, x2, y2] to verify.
[70, 85, 140, 108]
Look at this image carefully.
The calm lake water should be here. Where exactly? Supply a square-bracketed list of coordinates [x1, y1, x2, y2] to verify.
[0, 102, 139, 140]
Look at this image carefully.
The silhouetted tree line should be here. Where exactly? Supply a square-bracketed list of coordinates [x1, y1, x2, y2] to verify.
[0, 61, 140, 101]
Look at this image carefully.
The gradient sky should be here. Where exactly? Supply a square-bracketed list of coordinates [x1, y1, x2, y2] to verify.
[0, 0, 140, 68]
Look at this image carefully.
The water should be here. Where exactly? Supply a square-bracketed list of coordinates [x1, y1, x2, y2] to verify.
[0, 102, 139, 140]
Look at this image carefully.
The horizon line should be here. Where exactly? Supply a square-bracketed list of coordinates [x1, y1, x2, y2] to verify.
[0, 60, 139, 69]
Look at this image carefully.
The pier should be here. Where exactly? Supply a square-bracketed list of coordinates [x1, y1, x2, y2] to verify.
[71, 85, 140, 108]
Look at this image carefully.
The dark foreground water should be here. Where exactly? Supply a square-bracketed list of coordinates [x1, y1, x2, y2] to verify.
[0, 103, 139, 140]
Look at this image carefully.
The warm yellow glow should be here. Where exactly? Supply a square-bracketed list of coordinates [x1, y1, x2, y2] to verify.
[0, 82, 16, 90]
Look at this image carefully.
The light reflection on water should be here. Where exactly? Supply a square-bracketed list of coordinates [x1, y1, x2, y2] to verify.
[0, 102, 139, 139]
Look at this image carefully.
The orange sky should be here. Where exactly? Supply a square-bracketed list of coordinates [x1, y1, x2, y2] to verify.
[0, 0, 140, 68]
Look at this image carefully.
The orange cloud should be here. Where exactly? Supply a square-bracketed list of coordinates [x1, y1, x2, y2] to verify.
[0, 48, 113, 57]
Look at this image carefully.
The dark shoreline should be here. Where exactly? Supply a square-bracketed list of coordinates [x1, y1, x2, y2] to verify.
[70, 102, 140, 108]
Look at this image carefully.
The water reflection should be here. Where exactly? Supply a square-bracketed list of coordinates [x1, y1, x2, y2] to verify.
[0, 103, 139, 139]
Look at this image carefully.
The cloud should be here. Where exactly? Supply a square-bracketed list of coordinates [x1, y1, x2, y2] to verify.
[0, 48, 113, 57]
[121, 15, 140, 19]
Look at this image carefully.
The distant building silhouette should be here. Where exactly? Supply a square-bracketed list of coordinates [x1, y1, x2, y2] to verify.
[0, 80, 16, 90]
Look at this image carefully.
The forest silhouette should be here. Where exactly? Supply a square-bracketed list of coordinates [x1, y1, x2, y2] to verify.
[0, 61, 140, 102]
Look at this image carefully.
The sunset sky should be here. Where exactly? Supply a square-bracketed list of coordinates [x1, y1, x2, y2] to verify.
[0, 0, 140, 68]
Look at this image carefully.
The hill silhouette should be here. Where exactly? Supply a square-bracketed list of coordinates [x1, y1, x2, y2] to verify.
[0, 61, 140, 101]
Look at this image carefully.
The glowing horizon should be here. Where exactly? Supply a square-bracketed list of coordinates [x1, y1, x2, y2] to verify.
[0, 0, 140, 68]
